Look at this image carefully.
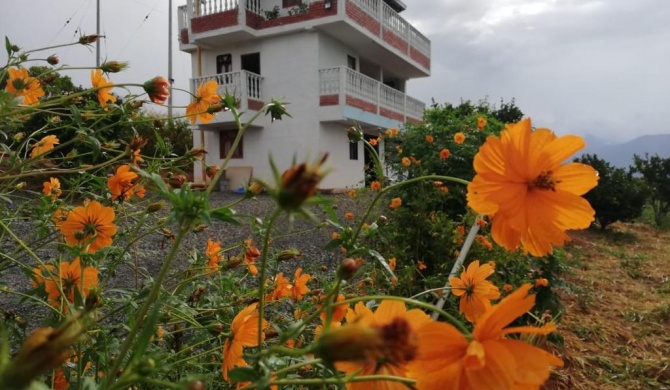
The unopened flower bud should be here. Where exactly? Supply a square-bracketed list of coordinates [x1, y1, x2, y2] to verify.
[337, 258, 359, 281]
[276, 249, 302, 262]
[187, 380, 205, 390]
[144, 202, 163, 214]
[10, 44, 20, 53]
[100, 61, 129, 73]
[15, 182, 26, 189]
[79, 34, 101, 45]
[47, 55, 59, 65]
[207, 322, 224, 336]
[84, 287, 102, 311]
[245, 181, 264, 198]
[278, 154, 328, 210]
[143, 76, 170, 105]
[226, 256, 243, 268]
[135, 358, 155, 376]
[347, 126, 363, 142]
[192, 224, 208, 233]
[189, 147, 207, 160]
[377, 215, 388, 225]
[205, 165, 219, 179]
[12, 132, 25, 142]
[206, 103, 224, 114]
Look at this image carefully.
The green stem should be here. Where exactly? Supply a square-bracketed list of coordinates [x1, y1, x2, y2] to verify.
[103, 222, 193, 387]
[268, 374, 415, 387]
[339, 294, 471, 335]
[0, 151, 127, 181]
[257, 208, 281, 348]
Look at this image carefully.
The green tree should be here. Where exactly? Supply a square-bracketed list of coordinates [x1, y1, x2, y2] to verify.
[633, 153, 670, 227]
[576, 154, 648, 229]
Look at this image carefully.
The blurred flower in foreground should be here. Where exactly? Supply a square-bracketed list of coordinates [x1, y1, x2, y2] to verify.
[449, 260, 500, 323]
[454, 132, 466, 144]
[91, 69, 116, 107]
[143, 76, 170, 104]
[477, 116, 487, 130]
[321, 300, 431, 390]
[5, 66, 45, 105]
[277, 154, 328, 211]
[467, 118, 598, 257]
[407, 284, 563, 389]
[30, 135, 60, 158]
[222, 303, 268, 382]
[58, 200, 117, 253]
[186, 80, 221, 124]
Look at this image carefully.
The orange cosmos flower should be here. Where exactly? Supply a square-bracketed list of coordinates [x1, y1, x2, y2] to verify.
[43, 177, 62, 200]
[417, 260, 427, 270]
[91, 69, 116, 107]
[425, 135, 434, 143]
[344, 212, 354, 220]
[467, 118, 598, 257]
[454, 132, 466, 144]
[389, 197, 402, 210]
[439, 148, 450, 160]
[186, 80, 221, 124]
[401, 157, 411, 167]
[319, 294, 348, 324]
[290, 268, 311, 301]
[388, 257, 396, 271]
[6, 67, 45, 105]
[243, 239, 260, 275]
[346, 189, 358, 197]
[33, 258, 99, 306]
[206, 238, 222, 275]
[385, 128, 399, 137]
[370, 181, 382, 191]
[449, 260, 500, 323]
[131, 149, 144, 166]
[107, 165, 139, 201]
[407, 284, 563, 390]
[143, 76, 170, 104]
[369, 138, 378, 146]
[477, 116, 487, 130]
[475, 234, 493, 250]
[266, 272, 292, 301]
[58, 200, 117, 253]
[30, 135, 60, 158]
[334, 301, 431, 390]
[222, 303, 268, 381]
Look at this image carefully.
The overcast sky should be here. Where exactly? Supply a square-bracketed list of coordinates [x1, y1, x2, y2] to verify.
[1, 0, 668, 142]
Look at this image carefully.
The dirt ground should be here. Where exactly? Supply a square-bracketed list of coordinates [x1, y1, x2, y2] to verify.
[547, 223, 670, 389]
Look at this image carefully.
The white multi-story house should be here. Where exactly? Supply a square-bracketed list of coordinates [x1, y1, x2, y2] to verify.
[178, 0, 430, 190]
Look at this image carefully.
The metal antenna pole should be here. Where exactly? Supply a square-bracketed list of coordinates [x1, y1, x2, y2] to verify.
[96, 0, 101, 66]
[168, 0, 174, 119]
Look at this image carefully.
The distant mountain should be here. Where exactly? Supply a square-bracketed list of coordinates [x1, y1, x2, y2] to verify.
[577, 134, 670, 168]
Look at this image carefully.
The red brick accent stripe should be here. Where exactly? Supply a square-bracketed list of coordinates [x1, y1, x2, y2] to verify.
[410, 47, 430, 70]
[346, 95, 377, 114]
[383, 29, 408, 55]
[248, 99, 264, 111]
[320, 94, 339, 106]
[346, 1, 380, 36]
[379, 107, 404, 122]
[191, 10, 238, 33]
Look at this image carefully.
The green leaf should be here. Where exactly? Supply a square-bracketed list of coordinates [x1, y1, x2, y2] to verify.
[210, 206, 240, 224]
[81, 377, 99, 390]
[228, 366, 262, 382]
[5, 36, 11, 56]
[324, 238, 343, 251]
[129, 297, 164, 364]
[367, 249, 395, 278]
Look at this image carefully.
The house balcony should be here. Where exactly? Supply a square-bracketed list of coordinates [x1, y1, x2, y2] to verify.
[190, 70, 265, 128]
[178, 0, 430, 77]
[319, 66, 424, 128]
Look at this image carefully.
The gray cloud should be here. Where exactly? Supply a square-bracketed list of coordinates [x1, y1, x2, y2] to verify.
[1, 0, 668, 142]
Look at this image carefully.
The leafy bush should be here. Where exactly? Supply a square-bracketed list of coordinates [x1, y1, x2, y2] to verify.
[576, 154, 648, 229]
[633, 153, 670, 228]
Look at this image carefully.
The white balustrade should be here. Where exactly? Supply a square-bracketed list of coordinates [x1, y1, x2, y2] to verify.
[380, 84, 404, 112]
[405, 96, 424, 120]
[409, 25, 430, 56]
[178, 6, 190, 32]
[319, 67, 425, 121]
[382, 2, 408, 39]
[194, 0, 239, 17]
[245, 0, 262, 15]
[318, 68, 341, 95]
[350, 0, 378, 16]
[191, 71, 263, 104]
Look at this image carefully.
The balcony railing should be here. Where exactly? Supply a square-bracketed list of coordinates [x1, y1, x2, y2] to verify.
[190, 70, 264, 108]
[319, 67, 424, 122]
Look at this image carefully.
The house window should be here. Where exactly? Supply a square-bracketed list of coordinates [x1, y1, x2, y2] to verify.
[219, 130, 243, 159]
[349, 141, 358, 160]
[282, 0, 302, 7]
[347, 55, 357, 70]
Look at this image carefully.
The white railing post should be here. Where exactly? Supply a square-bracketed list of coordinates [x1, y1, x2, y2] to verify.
[239, 0, 246, 26]
[340, 66, 347, 106]
[376, 0, 383, 39]
[241, 70, 248, 109]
